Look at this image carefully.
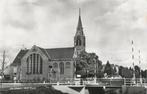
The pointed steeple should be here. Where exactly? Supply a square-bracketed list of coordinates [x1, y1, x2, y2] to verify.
[77, 9, 82, 30]
[74, 8, 86, 55]
[76, 8, 84, 35]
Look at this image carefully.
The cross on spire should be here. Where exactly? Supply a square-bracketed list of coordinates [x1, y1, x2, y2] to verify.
[79, 8, 81, 17]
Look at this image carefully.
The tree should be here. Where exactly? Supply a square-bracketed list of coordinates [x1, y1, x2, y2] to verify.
[119, 66, 123, 77]
[141, 70, 147, 78]
[76, 51, 103, 78]
[96, 60, 104, 78]
[76, 51, 89, 77]
[134, 65, 140, 78]
[118, 66, 133, 78]
[104, 61, 114, 76]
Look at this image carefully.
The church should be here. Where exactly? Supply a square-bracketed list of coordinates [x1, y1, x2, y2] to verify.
[11, 11, 86, 82]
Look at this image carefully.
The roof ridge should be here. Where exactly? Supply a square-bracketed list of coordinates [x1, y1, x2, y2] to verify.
[11, 49, 28, 66]
[37, 47, 51, 59]
[45, 47, 74, 50]
[43, 48, 51, 60]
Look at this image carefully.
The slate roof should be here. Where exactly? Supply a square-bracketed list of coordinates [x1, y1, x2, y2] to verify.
[38, 47, 50, 58]
[11, 49, 28, 66]
[46, 47, 74, 59]
[11, 47, 75, 66]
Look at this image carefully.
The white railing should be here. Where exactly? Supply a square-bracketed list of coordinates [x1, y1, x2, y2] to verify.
[1, 78, 147, 88]
[123, 78, 147, 86]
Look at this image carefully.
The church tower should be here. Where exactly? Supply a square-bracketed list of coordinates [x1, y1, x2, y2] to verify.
[74, 9, 86, 56]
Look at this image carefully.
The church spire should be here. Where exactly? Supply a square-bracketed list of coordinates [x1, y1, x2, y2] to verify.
[76, 8, 84, 35]
[74, 9, 86, 55]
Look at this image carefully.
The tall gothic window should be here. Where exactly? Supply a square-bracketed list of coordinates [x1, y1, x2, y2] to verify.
[59, 62, 64, 74]
[36, 54, 39, 73]
[30, 54, 32, 73]
[26, 57, 29, 73]
[26, 53, 43, 74]
[33, 53, 36, 74]
[40, 57, 43, 74]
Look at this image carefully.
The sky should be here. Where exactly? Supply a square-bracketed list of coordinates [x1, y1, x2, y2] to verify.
[0, 0, 147, 69]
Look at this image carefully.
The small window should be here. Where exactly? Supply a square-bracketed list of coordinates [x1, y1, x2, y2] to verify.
[59, 62, 64, 74]
[66, 62, 70, 68]
[53, 63, 58, 68]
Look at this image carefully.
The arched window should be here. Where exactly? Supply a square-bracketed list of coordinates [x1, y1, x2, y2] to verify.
[33, 53, 36, 74]
[40, 56, 43, 74]
[78, 39, 81, 46]
[76, 36, 82, 46]
[83, 37, 85, 46]
[66, 62, 70, 68]
[76, 40, 79, 46]
[76, 39, 78, 46]
[53, 63, 58, 68]
[26, 57, 29, 73]
[36, 54, 39, 74]
[26, 53, 43, 74]
[30, 54, 32, 74]
[59, 62, 64, 74]
[76, 39, 81, 46]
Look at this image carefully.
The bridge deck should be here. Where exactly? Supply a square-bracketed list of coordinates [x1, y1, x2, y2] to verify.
[0, 82, 122, 91]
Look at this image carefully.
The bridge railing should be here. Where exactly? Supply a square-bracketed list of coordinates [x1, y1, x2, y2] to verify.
[123, 78, 147, 86]
[1, 78, 147, 86]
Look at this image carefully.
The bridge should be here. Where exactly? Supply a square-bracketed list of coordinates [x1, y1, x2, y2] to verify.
[0, 78, 147, 94]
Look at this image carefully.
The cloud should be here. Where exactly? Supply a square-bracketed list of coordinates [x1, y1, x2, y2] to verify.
[1, 0, 147, 69]
[85, 0, 147, 69]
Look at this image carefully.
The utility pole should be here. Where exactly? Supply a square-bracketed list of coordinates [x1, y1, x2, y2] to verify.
[138, 50, 142, 84]
[131, 40, 136, 85]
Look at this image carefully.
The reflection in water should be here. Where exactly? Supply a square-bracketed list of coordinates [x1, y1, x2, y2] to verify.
[104, 88, 121, 94]
[87, 88, 121, 94]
